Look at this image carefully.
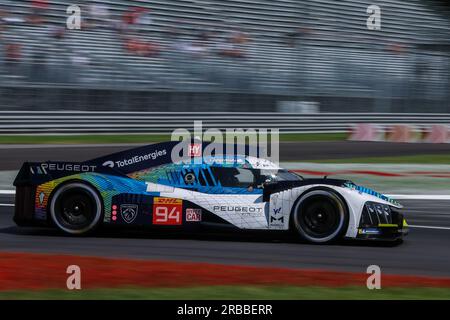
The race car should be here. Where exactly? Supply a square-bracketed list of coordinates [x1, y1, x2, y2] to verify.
[13, 141, 408, 243]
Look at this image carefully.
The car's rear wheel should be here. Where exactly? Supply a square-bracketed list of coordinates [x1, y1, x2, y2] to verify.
[49, 182, 103, 235]
[292, 189, 348, 244]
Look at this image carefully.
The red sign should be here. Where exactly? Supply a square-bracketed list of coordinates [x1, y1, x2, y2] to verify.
[152, 198, 182, 225]
[188, 143, 202, 157]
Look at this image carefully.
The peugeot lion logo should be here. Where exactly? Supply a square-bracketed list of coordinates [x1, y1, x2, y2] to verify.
[120, 205, 138, 224]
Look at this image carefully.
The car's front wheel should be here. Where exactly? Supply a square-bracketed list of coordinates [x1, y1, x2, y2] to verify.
[49, 182, 103, 235]
[292, 189, 348, 244]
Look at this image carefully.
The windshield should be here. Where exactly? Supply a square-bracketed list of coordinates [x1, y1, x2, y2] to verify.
[210, 167, 302, 188]
[258, 169, 303, 184]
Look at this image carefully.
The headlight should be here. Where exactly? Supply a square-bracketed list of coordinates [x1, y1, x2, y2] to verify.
[361, 201, 392, 226]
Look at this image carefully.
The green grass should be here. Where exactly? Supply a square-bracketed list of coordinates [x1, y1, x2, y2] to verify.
[1, 133, 448, 164]
[306, 154, 450, 164]
[0, 133, 347, 145]
[279, 133, 347, 142]
[1, 286, 450, 300]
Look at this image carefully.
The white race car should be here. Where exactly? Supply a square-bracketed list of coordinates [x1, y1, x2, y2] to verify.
[13, 141, 408, 243]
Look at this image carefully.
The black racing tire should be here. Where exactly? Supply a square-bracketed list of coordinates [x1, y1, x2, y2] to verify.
[292, 189, 349, 244]
[49, 182, 103, 235]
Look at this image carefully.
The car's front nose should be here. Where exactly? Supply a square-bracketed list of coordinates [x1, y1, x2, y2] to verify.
[356, 201, 409, 240]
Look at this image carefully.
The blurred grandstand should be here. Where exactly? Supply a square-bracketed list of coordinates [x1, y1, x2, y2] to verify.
[0, 0, 449, 112]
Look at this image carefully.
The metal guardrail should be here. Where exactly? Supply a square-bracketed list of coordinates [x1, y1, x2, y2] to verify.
[0, 111, 449, 134]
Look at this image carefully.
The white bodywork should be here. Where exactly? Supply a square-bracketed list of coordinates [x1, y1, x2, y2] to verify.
[146, 181, 401, 238]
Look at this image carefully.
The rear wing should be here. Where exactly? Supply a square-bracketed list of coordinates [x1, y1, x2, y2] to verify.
[12, 141, 180, 187]
[12, 141, 181, 226]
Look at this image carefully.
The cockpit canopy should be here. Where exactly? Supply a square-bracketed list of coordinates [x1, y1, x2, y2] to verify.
[130, 155, 301, 192]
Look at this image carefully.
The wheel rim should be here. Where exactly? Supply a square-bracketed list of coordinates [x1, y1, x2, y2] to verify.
[58, 190, 94, 228]
[51, 183, 102, 234]
[294, 191, 346, 243]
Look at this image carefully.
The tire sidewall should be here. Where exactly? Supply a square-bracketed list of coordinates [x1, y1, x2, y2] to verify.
[49, 181, 103, 235]
[291, 187, 349, 243]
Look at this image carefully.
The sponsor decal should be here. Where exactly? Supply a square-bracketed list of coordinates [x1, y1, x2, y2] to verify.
[269, 207, 284, 227]
[202, 156, 245, 166]
[120, 204, 138, 224]
[186, 208, 202, 222]
[38, 192, 45, 205]
[212, 205, 263, 214]
[102, 149, 167, 169]
[270, 215, 284, 223]
[188, 143, 202, 157]
[102, 161, 114, 168]
[154, 198, 182, 204]
[30, 163, 96, 174]
[358, 228, 381, 235]
[152, 197, 183, 225]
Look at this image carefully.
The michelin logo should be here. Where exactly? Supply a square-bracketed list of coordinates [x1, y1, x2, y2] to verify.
[102, 149, 167, 168]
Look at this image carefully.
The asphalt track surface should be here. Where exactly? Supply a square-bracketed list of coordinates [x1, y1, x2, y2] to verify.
[1, 141, 450, 170]
[0, 194, 449, 277]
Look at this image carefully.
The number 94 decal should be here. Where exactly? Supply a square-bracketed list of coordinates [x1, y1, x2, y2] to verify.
[152, 197, 183, 225]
